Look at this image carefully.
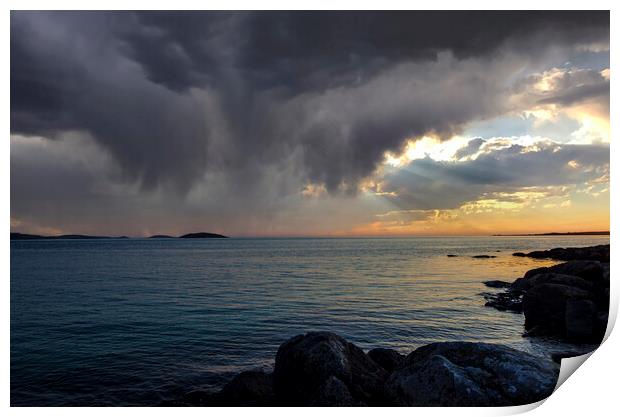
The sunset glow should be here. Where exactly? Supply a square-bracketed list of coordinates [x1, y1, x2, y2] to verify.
[10, 11, 609, 237]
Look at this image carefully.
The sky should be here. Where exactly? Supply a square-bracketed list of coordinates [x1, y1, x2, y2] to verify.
[10, 11, 610, 237]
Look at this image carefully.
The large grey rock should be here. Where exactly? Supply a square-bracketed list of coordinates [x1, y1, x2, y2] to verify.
[523, 283, 593, 334]
[384, 342, 558, 406]
[368, 348, 405, 372]
[273, 332, 388, 405]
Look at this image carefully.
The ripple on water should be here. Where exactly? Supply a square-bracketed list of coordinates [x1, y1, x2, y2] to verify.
[11, 236, 608, 405]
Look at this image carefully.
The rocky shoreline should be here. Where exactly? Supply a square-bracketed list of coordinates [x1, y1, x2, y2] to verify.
[483, 244, 609, 344]
[163, 332, 559, 407]
[163, 243, 609, 407]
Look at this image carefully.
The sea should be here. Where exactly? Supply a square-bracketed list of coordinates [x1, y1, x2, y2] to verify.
[10, 235, 609, 406]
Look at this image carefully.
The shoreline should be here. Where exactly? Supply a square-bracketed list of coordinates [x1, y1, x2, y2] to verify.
[163, 243, 609, 407]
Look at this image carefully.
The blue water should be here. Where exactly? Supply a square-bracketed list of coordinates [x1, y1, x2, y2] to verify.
[11, 236, 609, 406]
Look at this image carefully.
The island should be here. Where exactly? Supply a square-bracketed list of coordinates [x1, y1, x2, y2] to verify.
[11, 232, 229, 240]
[493, 231, 609, 236]
[179, 232, 228, 239]
[10, 233, 127, 240]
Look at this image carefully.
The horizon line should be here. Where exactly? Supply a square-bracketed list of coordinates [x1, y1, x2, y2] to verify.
[10, 230, 611, 240]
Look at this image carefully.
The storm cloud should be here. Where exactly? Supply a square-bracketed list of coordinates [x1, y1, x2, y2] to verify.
[10, 11, 610, 235]
[11, 11, 609, 191]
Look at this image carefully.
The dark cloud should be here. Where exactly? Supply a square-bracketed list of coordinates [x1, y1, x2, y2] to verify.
[125, 11, 609, 93]
[11, 12, 211, 192]
[11, 11, 609, 195]
[510, 67, 610, 112]
[454, 138, 485, 159]
[537, 79, 609, 108]
[10, 11, 610, 235]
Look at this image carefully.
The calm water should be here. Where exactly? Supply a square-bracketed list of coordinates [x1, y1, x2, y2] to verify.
[11, 236, 609, 406]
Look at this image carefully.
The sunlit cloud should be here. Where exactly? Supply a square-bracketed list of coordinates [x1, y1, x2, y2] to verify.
[10, 11, 609, 237]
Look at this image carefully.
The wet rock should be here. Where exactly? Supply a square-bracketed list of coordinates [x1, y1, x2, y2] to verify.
[472, 255, 496, 258]
[513, 252, 527, 257]
[216, 370, 275, 406]
[550, 348, 597, 364]
[596, 312, 609, 338]
[273, 332, 388, 405]
[386, 354, 490, 406]
[483, 280, 512, 288]
[311, 376, 364, 406]
[368, 348, 405, 372]
[523, 261, 604, 284]
[512, 273, 593, 293]
[522, 325, 547, 337]
[447, 254, 459, 257]
[384, 342, 558, 406]
[523, 283, 593, 335]
[482, 290, 523, 312]
[515, 244, 609, 262]
[565, 299, 600, 342]
[602, 263, 610, 286]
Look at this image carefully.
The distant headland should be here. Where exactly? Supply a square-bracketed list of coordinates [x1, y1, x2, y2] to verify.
[493, 231, 609, 236]
[178, 232, 228, 239]
[11, 232, 228, 240]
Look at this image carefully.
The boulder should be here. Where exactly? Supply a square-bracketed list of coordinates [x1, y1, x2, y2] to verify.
[602, 263, 610, 287]
[482, 291, 523, 313]
[596, 312, 609, 338]
[216, 370, 275, 406]
[565, 299, 601, 343]
[550, 348, 597, 364]
[310, 376, 363, 406]
[510, 277, 527, 292]
[523, 283, 594, 334]
[273, 332, 388, 405]
[511, 273, 593, 293]
[522, 325, 548, 337]
[483, 280, 512, 289]
[519, 245, 609, 262]
[368, 348, 406, 372]
[523, 261, 604, 285]
[384, 342, 558, 406]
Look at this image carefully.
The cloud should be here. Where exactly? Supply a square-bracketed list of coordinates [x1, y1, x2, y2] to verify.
[10, 11, 610, 235]
[454, 138, 485, 160]
[374, 139, 609, 211]
[11, 11, 609, 194]
[512, 67, 609, 113]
